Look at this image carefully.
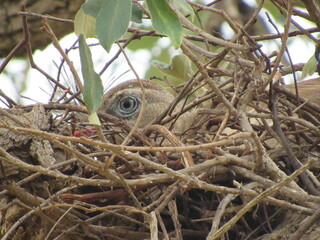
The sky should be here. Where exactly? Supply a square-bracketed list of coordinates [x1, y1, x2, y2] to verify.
[1, 34, 153, 106]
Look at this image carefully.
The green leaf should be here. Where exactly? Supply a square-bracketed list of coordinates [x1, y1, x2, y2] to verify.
[88, 112, 101, 126]
[95, 0, 132, 52]
[131, 4, 143, 23]
[174, 0, 194, 21]
[82, 0, 104, 18]
[78, 34, 104, 114]
[127, 36, 158, 51]
[152, 61, 171, 71]
[146, 0, 182, 48]
[152, 54, 192, 81]
[301, 55, 317, 79]
[74, 8, 96, 38]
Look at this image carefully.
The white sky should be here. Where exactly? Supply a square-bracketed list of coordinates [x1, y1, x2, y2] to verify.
[1, 34, 152, 106]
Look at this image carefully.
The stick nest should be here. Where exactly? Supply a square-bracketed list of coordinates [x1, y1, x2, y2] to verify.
[1, 73, 320, 240]
[1, 1, 320, 240]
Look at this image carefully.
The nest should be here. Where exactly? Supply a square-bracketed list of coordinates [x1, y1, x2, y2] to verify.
[1, 1, 320, 240]
[1, 73, 320, 240]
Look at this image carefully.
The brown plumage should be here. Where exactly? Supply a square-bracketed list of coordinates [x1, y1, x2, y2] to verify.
[282, 78, 320, 105]
[98, 78, 320, 137]
[99, 79, 194, 133]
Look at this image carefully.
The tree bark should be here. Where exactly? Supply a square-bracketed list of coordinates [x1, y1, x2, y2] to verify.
[0, 0, 83, 57]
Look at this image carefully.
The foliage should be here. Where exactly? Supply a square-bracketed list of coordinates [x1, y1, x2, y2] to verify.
[1, 1, 320, 240]
[78, 34, 103, 124]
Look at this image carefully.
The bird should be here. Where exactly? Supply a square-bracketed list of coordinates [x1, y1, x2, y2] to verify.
[98, 79, 194, 134]
[74, 78, 320, 140]
[281, 78, 320, 106]
[98, 78, 320, 132]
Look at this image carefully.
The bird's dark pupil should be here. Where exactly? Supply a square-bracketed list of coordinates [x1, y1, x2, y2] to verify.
[123, 99, 132, 109]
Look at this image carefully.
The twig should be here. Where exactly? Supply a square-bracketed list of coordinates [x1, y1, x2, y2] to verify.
[270, 84, 320, 196]
[207, 194, 236, 238]
[41, 19, 83, 92]
[180, 43, 237, 116]
[17, 11, 74, 23]
[264, 0, 294, 90]
[170, 3, 249, 51]
[289, 207, 320, 240]
[0, 4, 29, 73]
[208, 159, 314, 240]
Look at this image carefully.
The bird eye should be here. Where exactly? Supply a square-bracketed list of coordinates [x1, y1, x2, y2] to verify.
[120, 98, 136, 110]
[116, 96, 140, 117]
